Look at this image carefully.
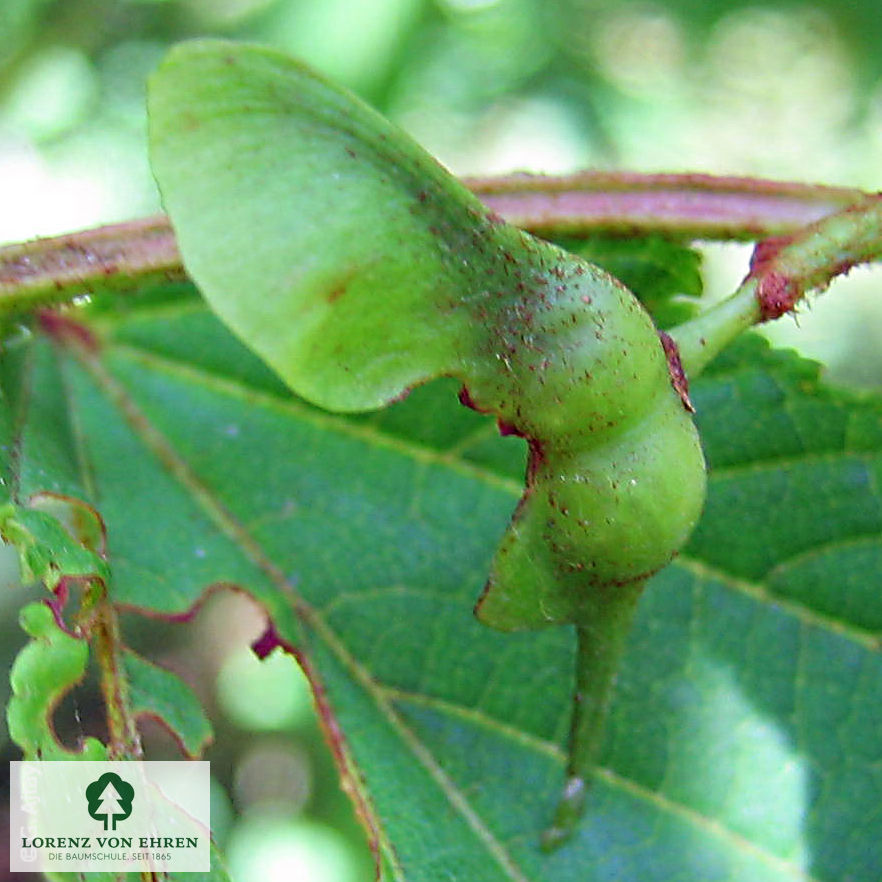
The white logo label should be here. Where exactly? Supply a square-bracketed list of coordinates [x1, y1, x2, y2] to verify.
[9, 761, 210, 873]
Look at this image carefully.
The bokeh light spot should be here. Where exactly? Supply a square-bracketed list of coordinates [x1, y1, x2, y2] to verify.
[217, 646, 314, 731]
[226, 813, 359, 882]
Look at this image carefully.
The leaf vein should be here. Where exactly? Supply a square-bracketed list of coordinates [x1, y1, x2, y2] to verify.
[110, 341, 524, 496]
[381, 687, 824, 882]
[674, 556, 880, 652]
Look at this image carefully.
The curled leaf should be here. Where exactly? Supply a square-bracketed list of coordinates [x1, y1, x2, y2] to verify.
[7, 602, 107, 760]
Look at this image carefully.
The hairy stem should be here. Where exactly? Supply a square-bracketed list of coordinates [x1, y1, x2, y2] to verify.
[0, 216, 186, 318]
[0, 174, 872, 319]
[672, 194, 882, 376]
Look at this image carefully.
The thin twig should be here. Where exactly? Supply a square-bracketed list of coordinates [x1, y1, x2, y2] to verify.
[0, 216, 186, 317]
[672, 194, 882, 375]
[467, 172, 868, 240]
[0, 173, 875, 318]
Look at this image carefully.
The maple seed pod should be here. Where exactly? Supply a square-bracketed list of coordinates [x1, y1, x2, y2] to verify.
[148, 40, 709, 851]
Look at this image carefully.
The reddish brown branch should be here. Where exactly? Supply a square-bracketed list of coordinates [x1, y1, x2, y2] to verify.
[467, 172, 868, 240]
[0, 172, 874, 317]
[0, 216, 186, 315]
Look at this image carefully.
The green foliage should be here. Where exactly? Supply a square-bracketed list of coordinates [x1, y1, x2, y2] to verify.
[0, 501, 108, 591]
[122, 648, 213, 759]
[0, 487, 212, 764]
[7, 602, 106, 760]
[2, 284, 881, 878]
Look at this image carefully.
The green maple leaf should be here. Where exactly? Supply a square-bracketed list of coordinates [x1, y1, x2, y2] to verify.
[1, 289, 880, 880]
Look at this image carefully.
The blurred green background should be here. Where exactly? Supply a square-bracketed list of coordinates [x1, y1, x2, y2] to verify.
[1, 1, 881, 880]
[3, 0, 882, 385]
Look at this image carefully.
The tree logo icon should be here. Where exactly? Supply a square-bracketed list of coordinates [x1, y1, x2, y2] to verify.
[85, 772, 135, 831]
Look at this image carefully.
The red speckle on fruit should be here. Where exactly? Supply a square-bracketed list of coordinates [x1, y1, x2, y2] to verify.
[658, 330, 694, 412]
